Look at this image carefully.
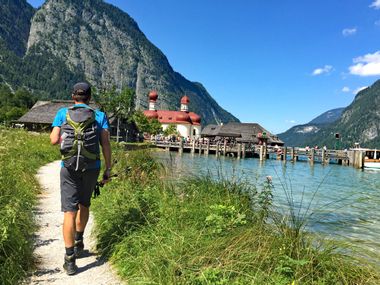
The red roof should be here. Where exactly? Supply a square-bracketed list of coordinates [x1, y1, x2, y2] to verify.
[181, 96, 190, 104]
[143, 110, 201, 125]
[148, 91, 158, 102]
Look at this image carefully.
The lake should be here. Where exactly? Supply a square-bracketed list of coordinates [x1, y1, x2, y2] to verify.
[156, 151, 380, 265]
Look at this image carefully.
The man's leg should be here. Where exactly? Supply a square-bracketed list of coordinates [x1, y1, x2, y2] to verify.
[62, 211, 78, 275]
[63, 211, 77, 247]
[76, 204, 89, 232]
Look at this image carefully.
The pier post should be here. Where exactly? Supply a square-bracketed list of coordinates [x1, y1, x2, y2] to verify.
[216, 142, 220, 157]
[291, 147, 295, 162]
[191, 140, 195, 154]
[223, 140, 227, 156]
[260, 145, 264, 161]
[283, 147, 287, 161]
[179, 140, 183, 155]
[310, 148, 315, 164]
[264, 144, 268, 159]
[353, 150, 364, 168]
[242, 143, 246, 158]
[237, 143, 242, 159]
[322, 148, 327, 165]
[199, 142, 203, 155]
[205, 140, 210, 155]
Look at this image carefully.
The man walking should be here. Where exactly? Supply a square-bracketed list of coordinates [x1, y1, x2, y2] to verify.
[50, 82, 112, 275]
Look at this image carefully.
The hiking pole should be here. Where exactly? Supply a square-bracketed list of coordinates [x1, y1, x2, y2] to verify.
[93, 174, 118, 198]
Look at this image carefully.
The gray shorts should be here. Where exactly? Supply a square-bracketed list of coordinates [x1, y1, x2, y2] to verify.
[60, 167, 100, 212]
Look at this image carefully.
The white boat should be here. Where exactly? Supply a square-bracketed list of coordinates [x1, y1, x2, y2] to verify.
[364, 149, 380, 169]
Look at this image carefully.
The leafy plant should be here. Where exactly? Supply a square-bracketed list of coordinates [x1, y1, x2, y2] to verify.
[205, 204, 247, 234]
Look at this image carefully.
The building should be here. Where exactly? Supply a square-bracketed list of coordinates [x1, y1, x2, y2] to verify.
[17, 100, 139, 141]
[17, 100, 98, 130]
[201, 122, 284, 146]
[143, 91, 202, 139]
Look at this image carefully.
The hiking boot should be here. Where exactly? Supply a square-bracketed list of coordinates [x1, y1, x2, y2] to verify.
[63, 253, 77, 275]
[74, 239, 84, 258]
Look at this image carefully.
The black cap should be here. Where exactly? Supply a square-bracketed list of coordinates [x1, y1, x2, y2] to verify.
[73, 82, 91, 96]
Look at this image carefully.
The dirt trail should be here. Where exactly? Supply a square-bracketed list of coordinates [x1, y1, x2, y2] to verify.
[25, 161, 123, 285]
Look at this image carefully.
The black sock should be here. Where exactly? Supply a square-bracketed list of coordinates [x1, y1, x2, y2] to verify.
[65, 246, 75, 256]
[75, 231, 84, 241]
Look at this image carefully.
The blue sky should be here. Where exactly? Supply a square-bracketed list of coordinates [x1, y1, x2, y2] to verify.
[27, 0, 380, 134]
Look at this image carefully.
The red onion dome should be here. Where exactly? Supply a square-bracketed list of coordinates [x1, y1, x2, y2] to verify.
[176, 112, 191, 122]
[181, 95, 190, 104]
[144, 110, 158, 119]
[149, 91, 158, 101]
[190, 113, 201, 124]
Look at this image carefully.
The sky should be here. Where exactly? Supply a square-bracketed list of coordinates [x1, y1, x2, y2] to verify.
[27, 0, 380, 134]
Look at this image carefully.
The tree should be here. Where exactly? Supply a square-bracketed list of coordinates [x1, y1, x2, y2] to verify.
[93, 87, 135, 121]
[149, 118, 163, 135]
[163, 124, 178, 136]
[132, 110, 162, 135]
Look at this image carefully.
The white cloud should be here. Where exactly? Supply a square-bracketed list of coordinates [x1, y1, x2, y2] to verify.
[349, 51, 380, 76]
[342, 86, 350, 92]
[342, 27, 357, 36]
[312, 65, 333, 76]
[353, 86, 368, 94]
[285, 119, 296, 124]
[370, 0, 380, 9]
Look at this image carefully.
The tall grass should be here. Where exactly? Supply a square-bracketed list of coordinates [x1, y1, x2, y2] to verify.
[0, 128, 58, 285]
[92, 148, 380, 284]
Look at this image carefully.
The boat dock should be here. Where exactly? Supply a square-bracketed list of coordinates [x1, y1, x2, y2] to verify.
[152, 141, 366, 168]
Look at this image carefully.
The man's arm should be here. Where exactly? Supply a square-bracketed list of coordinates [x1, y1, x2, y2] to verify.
[50, 127, 61, 145]
[100, 129, 112, 182]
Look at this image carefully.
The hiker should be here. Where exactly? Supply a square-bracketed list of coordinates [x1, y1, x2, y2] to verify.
[49, 82, 112, 275]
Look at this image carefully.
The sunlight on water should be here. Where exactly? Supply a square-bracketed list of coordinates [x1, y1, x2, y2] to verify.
[156, 151, 380, 264]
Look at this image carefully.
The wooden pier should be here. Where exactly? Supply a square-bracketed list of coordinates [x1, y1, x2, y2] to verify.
[152, 141, 366, 168]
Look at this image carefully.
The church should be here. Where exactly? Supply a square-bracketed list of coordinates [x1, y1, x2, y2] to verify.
[143, 91, 202, 139]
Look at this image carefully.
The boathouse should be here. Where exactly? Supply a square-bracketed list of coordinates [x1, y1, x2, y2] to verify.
[201, 122, 284, 146]
[143, 91, 202, 139]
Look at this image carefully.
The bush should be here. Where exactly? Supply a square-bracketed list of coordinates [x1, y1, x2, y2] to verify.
[92, 148, 380, 284]
[0, 128, 58, 285]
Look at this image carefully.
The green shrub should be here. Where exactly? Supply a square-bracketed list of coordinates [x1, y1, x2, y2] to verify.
[92, 148, 380, 284]
[0, 128, 58, 285]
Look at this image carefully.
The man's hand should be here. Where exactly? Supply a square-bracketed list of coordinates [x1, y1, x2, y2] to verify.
[101, 168, 112, 184]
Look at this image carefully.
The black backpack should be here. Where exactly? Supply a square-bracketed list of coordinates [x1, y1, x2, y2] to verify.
[60, 106, 100, 171]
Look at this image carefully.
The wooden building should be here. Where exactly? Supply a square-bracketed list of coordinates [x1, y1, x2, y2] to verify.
[201, 122, 284, 146]
[17, 100, 138, 141]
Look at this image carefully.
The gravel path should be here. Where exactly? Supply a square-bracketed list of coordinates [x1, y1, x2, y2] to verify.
[26, 161, 123, 285]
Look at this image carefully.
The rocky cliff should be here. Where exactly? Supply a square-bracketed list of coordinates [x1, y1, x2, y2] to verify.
[26, 0, 238, 125]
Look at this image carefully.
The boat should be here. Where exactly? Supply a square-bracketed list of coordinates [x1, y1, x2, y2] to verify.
[364, 149, 380, 169]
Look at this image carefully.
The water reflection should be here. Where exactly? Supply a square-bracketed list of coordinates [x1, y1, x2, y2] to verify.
[156, 151, 380, 264]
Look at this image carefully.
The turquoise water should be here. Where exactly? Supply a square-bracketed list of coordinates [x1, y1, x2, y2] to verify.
[156, 151, 380, 263]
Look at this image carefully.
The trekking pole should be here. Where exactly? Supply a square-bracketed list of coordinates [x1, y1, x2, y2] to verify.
[93, 174, 118, 198]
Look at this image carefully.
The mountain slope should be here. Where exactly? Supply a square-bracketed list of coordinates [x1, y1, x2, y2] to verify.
[309, 108, 344, 125]
[0, 0, 34, 57]
[278, 108, 344, 147]
[26, 0, 238, 125]
[279, 81, 380, 148]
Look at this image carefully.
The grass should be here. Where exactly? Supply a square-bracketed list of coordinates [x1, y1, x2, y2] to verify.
[92, 147, 380, 284]
[0, 128, 58, 285]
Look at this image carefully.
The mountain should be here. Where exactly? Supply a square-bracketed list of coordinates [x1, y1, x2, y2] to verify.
[0, 0, 238, 125]
[278, 108, 344, 147]
[308, 108, 344, 125]
[23, 0, 238, 125]
[279, 81, 380, 148]
[0, 0, 34, 57]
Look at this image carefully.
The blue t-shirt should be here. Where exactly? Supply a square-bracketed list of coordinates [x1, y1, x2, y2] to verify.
[52, 104, 109, 168]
